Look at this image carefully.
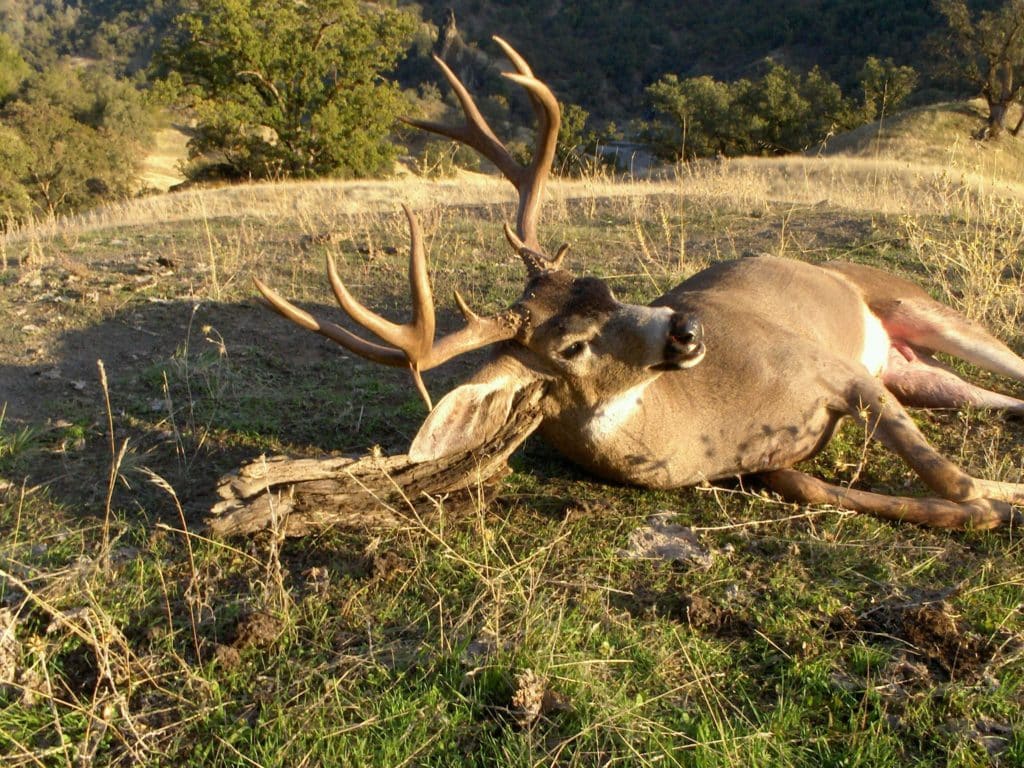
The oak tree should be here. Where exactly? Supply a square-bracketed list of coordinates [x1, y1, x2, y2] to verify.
[157, 0, 415, 180]
[934, 0, 1024, 138]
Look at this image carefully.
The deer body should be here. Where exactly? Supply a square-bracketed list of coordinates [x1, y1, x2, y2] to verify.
[511, 257, 879, 488]
[257, 38, 1024, 529]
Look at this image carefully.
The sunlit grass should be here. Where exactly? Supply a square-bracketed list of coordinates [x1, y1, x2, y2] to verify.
[1, 113, 1024, 765]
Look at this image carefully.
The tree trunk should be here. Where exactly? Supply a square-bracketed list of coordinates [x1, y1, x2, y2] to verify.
[205, 382, 545, 537]
[987, 100, 1008, 139]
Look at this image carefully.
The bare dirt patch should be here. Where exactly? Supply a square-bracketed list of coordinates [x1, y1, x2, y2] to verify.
[829, 596, 997, 681]
[620, 575, 755, 639]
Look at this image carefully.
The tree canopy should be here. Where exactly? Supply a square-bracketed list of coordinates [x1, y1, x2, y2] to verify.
[642, 60, 910, 161]
[933, 0, 1024, 137]
[157, 0, 416, 180]
[0, 63, 153, 223]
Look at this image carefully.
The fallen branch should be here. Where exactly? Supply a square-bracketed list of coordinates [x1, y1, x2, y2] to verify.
[206, 382, 545, 537]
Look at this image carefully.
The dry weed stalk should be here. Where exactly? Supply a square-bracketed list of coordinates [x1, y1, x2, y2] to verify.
[97, 360, 129, 564]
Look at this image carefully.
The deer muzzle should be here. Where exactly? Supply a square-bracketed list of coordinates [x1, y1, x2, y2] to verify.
[659, 314, 705, 370]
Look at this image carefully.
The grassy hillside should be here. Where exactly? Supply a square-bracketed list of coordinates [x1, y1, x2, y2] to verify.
[1, 151, 1023, 765]
[139, 123, 190, 192]
[822, 99, 1024, 182]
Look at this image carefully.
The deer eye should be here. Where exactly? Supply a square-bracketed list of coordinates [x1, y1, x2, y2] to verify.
[560, 341, 587, 359]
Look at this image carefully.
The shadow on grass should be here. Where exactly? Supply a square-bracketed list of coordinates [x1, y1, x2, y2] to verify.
[0, 296, 495, 529]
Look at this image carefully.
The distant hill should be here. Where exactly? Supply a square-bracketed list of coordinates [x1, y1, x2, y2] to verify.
[9, 1, 982, 123]
[820, 99, 1024, 182]
[405, 0, 956, 119]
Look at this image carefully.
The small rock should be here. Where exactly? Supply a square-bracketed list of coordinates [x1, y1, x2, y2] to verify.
[949, 716, 1012, 757]
[461, 635, 499, 668]
[620, 512, 713, 568]
[110, 547, 140, 565]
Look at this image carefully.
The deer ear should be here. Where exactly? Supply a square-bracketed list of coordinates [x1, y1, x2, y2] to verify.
[408, 372, 526, 463]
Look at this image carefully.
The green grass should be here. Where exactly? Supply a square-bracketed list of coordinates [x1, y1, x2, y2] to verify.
[1, 163, 1023, 766]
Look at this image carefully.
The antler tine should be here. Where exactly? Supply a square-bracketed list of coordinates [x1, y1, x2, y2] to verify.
[405, 38, 560, 255]
[256, 206, 524, 411]
[502, 223, 569, 276]
[253, 278, 406, 367]
[403, 55, 524, 189]
[491, 36, 561, 253]
[502, 71, 560, 255]
[326, 204, 435, 362]
[491, 35, 535, 78]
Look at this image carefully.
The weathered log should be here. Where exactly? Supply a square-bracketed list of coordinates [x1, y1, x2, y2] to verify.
[206, 382, 545, 537]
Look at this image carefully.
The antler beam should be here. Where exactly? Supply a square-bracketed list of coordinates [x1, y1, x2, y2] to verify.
[255, 205, 522, 410]
[255, 38, 562, 410]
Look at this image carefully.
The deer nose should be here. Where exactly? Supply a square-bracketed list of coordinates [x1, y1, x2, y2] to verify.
[670, 315, 703, 349]
[662, 314, 706, 369]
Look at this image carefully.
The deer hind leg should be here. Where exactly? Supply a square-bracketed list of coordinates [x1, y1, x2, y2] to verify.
[874, 293, 1024, 411]
[762, 468, 1014, 529]
[826, 261, 1024, 410]
[844, 376, 1024, 517]
[872, 290, 1024, 411]
[877, 296, 1024, 381]
[882, 346, 1024, 413]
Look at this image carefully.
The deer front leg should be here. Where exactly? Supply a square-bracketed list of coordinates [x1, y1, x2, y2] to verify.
[762, 469, 1015, 529]
[849, 378, 1024, 508]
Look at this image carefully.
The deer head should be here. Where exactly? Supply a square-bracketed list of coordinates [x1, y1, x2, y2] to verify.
[255, 38, 705, 463]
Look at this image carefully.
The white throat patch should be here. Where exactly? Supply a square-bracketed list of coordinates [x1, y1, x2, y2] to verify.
[581, 379, 654, 444]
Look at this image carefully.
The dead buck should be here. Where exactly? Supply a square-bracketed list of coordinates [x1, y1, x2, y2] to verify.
[256, 38, 1024, 530]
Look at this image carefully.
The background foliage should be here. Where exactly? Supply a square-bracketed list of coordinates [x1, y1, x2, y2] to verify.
[154, 0, 416, 180]
[0, 59, 153, 222]
[0, 0, 1018, 224]
[642, 59, 917, 161]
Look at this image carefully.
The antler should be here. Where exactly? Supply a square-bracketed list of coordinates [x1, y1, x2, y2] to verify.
[255, 38, 564, 409]
[404, 36, 561, 257]
[254, 205, 523, 410]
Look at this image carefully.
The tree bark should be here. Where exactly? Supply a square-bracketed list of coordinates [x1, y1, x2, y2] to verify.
[988, 100, 1008, 138]
[205, 382, 545, 537]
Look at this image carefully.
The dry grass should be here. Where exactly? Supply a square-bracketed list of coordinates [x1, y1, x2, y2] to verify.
[138, 125, 190, 193]
[10, 145, 1024, 258]
[823, 99, 1024, 183]
[2, 109, 1024, 766]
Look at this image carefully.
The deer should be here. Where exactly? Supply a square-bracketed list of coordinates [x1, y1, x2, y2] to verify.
[255, 38, 1024, 530]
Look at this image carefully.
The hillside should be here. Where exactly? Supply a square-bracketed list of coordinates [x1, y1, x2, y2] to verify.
[821, 99, 1024, 180]
[404, 0, 949, 118]
[3, 1, 962, 120]
[133, 96, 1024, 202]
